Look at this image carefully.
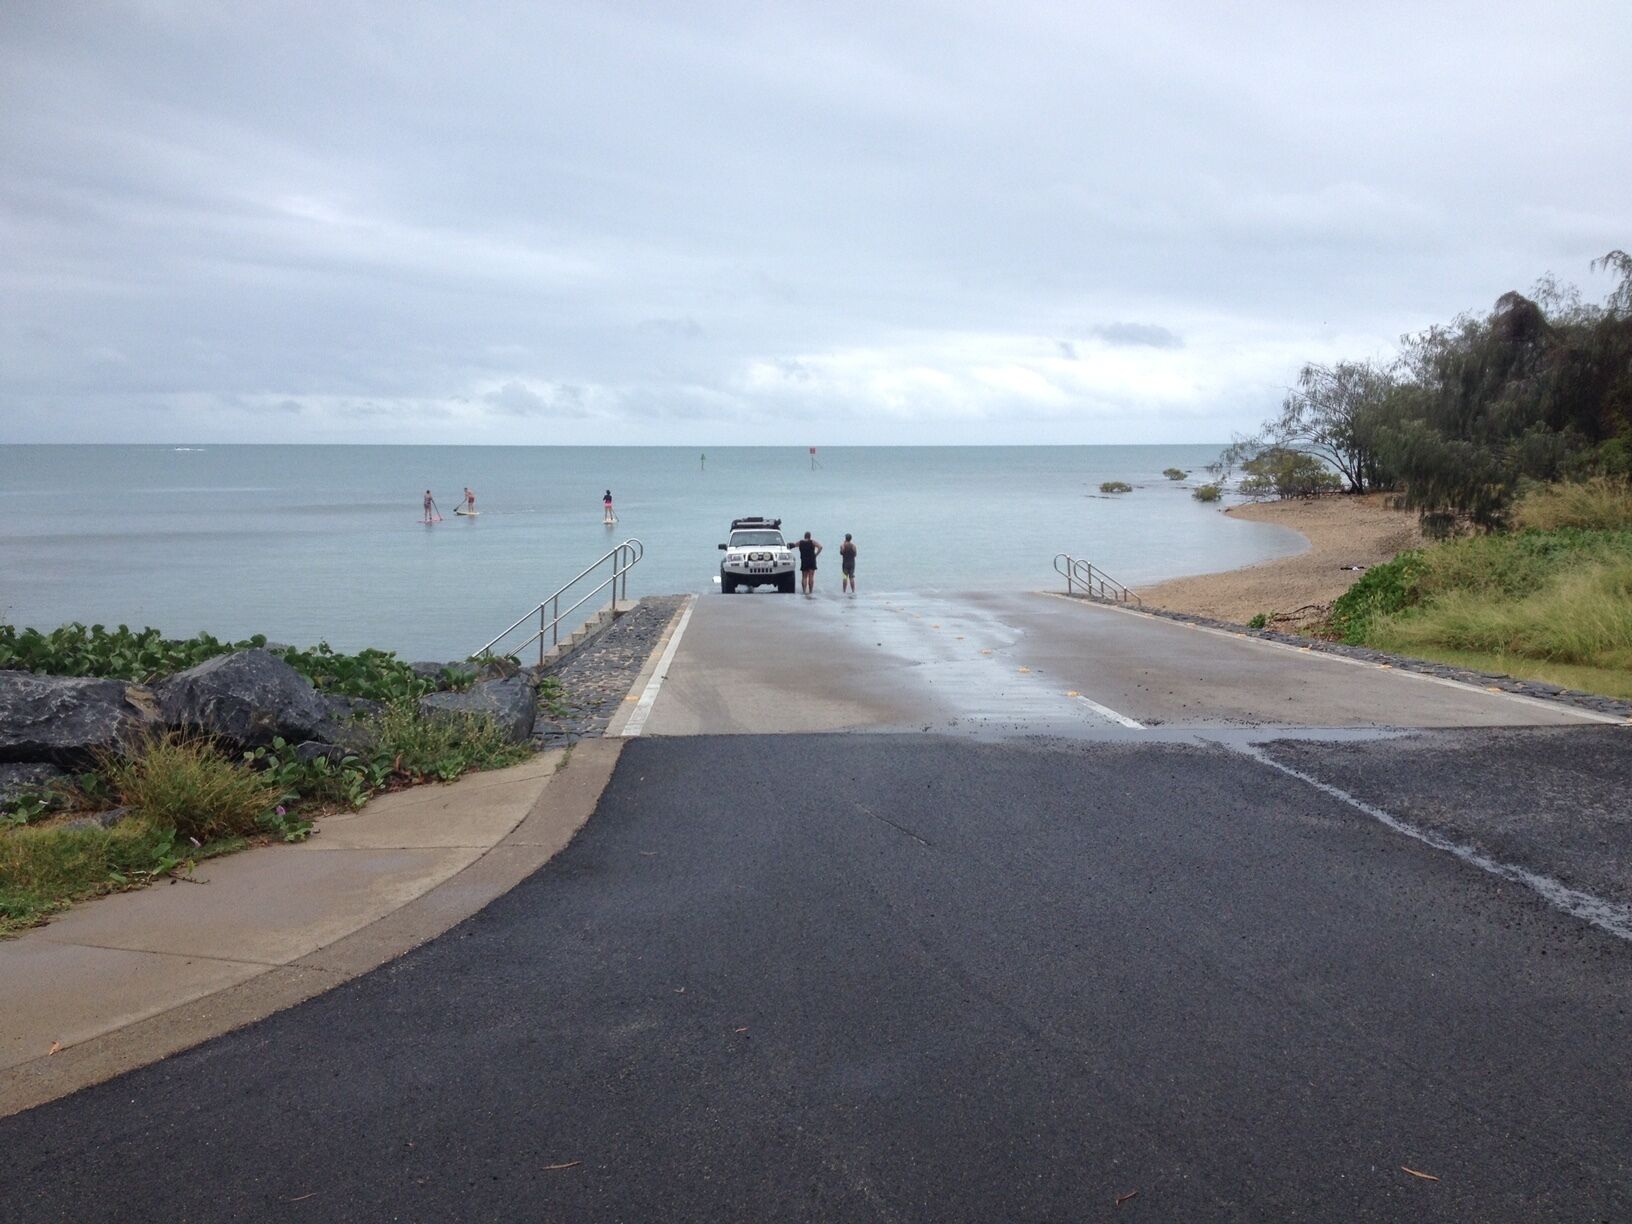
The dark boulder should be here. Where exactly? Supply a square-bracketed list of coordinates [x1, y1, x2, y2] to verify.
[477, 656, 523, 681]
[0, 671, 158, 767]
[294, 740, 355, 767]
[409, 661, 478, 689]
[319, 694, 382, 748]
[155, 649, 334, 749]
[322, 694, 382, 721]
[419, 675, 537, 745]
[0, 761, 70, 805]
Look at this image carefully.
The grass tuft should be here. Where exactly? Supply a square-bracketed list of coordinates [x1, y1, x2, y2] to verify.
[371, 702, 532, 783]
[103, 735, 280, 842]
[0, 819, 181, 932]
[1512, 478, 1632, 532]
[1322, 521, 1632, 696]
[1371, 560, 1632, 669]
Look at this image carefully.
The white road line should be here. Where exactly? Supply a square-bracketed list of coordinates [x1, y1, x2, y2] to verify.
[1074, 694, 1145, 729]
[620, 596, 696, 738]
[1236, 743, 1632, 943]
[1040, 591, 1627, 726]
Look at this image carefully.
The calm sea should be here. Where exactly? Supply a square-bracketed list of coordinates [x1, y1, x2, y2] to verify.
[0, 445, 1301, 660]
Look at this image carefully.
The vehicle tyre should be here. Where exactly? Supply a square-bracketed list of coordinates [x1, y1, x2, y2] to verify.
[778, 574, 796, 594]
[721, 573, 737, 594]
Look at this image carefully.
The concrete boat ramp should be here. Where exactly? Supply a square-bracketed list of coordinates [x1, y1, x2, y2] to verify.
[637, 589, 1610, 736]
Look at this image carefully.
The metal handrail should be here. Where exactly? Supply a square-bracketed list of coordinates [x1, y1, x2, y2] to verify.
[477, 538, 644, 665]
[1052, 553, 1143, 607]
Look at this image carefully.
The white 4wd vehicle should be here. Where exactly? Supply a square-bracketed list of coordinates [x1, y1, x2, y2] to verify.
[718, 516, 797, 594]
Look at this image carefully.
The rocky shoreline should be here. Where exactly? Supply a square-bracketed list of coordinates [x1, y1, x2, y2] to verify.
[0, 598, 693, 811]
[0, 647, 543, 809]
[533, 595, 688, 746]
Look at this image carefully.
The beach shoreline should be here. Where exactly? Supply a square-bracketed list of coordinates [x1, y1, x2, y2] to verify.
[1137, 493, 1422, 625]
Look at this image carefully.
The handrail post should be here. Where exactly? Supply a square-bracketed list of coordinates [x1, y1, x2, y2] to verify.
[472, 537, 644, 662]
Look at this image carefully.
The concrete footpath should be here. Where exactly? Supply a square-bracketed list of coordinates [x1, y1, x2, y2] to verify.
[0, 738, 624, 1118]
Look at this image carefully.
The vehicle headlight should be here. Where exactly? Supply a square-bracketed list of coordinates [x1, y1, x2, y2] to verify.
[727, 553, 744, 563]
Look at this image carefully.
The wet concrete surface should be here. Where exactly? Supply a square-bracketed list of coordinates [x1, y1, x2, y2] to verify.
[6, 733, 1629, 1221]
[643, 590, 1612, 736]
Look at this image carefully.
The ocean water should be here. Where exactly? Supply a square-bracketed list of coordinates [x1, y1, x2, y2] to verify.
[0, 445, 1302, 660]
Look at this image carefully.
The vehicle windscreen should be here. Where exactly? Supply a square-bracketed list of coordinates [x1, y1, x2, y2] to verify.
[731, 531, 783, 547]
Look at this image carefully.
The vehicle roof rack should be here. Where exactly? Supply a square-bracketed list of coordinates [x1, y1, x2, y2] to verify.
[730, 516, 781, 530]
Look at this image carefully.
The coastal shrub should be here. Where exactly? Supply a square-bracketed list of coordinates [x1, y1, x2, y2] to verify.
[104, 735, 280, 841]
[1238, 450, 1343, 500]
[1406, 528, 1632, 603]
[273, 641, 469, 702]
[1373, 560, 1632, 669]
[242, 737, 374, 815]
[0, 622, 465, 701]
[1192, 483, 1222, 502]
[369, 702, 531, 784]
[1330, 526, 1632, 672]
[0, 819, 186, 932]
[1326, 551, 1427, 642]
[0, 623, 241, 683]
[1163, 468, 1188, 480]
[1219, 250, 1632, 525]
[1099, 481, 1133, 494]
[1513, 478, 1632, 532]
[1247, 613, 1269, 629]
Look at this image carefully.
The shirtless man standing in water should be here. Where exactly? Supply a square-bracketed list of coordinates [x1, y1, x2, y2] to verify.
[793, 531, 822, 596]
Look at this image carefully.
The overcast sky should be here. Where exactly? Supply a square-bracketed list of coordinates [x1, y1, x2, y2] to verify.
[3, 1, 1629, 445]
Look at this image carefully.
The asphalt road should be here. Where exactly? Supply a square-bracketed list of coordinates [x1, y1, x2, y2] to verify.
[5, 731, 1631, 1221]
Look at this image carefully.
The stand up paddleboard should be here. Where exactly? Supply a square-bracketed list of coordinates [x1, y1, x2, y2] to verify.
[455, 509, 479, 516]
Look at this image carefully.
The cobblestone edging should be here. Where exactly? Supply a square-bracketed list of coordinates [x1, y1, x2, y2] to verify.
[532, 595, 689, 746]
[1058, 592, 1632, 721]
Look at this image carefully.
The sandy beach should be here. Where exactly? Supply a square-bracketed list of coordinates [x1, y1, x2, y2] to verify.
[1138, 494, 1423, 625]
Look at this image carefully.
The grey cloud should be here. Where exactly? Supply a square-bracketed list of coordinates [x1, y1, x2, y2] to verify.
[1090, 324, 1184, 350]
[637, 317, 705, 339]
[2, 1, 1629, 444]
[484, 381, 589, 418]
